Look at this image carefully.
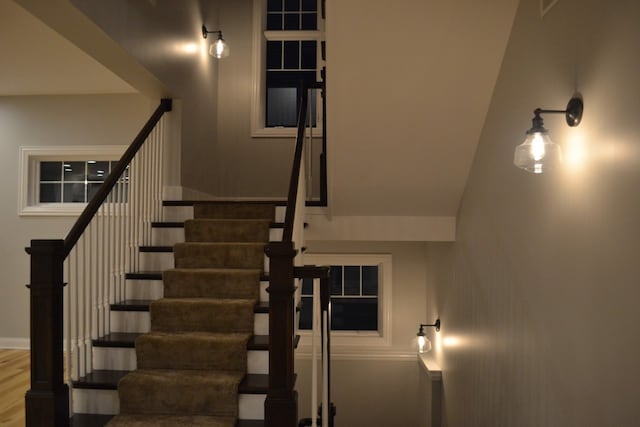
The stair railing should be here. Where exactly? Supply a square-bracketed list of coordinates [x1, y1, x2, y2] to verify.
[266, 82, 333, 427]
[25, 98, 172, 427]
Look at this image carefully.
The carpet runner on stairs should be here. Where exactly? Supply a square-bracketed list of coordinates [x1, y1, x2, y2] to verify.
[107, 203, 275, 427]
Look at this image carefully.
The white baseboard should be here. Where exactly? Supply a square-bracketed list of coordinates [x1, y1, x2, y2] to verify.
[0, 337, 30, 349]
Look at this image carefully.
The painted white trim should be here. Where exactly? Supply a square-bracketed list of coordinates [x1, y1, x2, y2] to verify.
[418, 353, 442, 381]
[301, 253, 393, 349]
[18, 145, 127, 216]
[296, 348, 416, 361]
[264, 30, 320, 41]
[0, 337, 30, 349]
[305, 214, 457, 242]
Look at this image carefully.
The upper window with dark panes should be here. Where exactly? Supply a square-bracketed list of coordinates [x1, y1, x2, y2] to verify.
[265, 0, 319, 128]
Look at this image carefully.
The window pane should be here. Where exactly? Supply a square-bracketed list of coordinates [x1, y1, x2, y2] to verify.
[87, 183, 103, 201]
[87, 161, 109, 181]
[302, 277, 313, 295]
[283, 41, 299, 69]
[331, 298, 378, 331]
[284, 0, 299, 11]
[266, 41, 282, 69]
[301, 12, 317, 30]
[299, 297, 313, 330]
[64, 161, 85, 182]
[266, 13, 282, 30]
[301, 41, 316, 69]
[330, 266, 342, 295]
[40, 183, 61, 202]
[40, 162, 61, 181]
[302, 0, 317, 12]
[63, 183, 86, 202]
[343, 266, 361, 295]
[362, 266, 378, 296]
[267, 0, 283, 12]
[266, 87, 298, 127]
[283, 13, 300, 30]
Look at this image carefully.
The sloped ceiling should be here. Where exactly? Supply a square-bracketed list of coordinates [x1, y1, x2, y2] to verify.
[0, 0, 135, 95]
[326, 0, 519, 216]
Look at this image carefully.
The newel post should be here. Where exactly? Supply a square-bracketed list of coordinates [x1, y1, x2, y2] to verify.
[264, 241, 298, 427]
[25, 239, 69, 427]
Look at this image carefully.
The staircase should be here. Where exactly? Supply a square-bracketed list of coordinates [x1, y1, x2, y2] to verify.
[70, 201, 287, 426]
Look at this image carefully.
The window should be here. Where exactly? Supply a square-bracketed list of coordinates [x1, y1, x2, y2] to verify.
[19, 146, 127, 216]
[39, 160, 127, 204]
[300, 265, 379, 331]
[297, 254, 392, 351]
[251, 0, 324, 137]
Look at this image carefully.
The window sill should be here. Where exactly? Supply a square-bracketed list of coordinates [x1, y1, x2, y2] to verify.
[20, 204, 85, 217]
[418, 353, 442, 381]
[252, 126, 323, 138]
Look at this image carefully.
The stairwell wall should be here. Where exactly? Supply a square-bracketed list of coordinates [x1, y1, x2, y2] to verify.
[0, 94, 151, 347]
[425, 0, 640, 425]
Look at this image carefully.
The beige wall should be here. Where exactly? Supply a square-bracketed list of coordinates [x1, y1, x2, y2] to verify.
[70, 0, 221, 195]
[214, 0, 295, 198]
[0, 94, 150, 343]
[426, 0, 640, 425]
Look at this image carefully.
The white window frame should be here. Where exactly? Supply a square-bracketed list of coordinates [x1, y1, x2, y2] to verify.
[251, 0, 324, 138]
[297, 253, 393, 355]
[19, 145, 127, 216]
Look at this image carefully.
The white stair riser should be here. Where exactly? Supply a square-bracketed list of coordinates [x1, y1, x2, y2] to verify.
[92, 347, 268, 374]
[140, 252, 174, 271]
[239, 394, 266, 420]
[269, 228, 283, 241]
[72, 389, 265, 417]
[125, 279, 164, 300]
[125, 279, 269, 303]
[93, 347, 137, 371]
[247, 350, 269, 374]
[152, 227, 184, 246]
[139, 252, 269, 273]
[73, 389, 119, 415]
[275, 206, 285, 223]
[110, 311, 269, 335]
[162, 206, 193, 222]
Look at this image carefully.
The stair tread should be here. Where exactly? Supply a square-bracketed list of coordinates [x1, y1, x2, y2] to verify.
[70, 413, 114, 427]
[73, 370, 269, 393]
[70, 413, 262, 427]
[151, 221, 284, 228]
[163, 200, 286, 206]
[92, 333, 299, 351]
[126, 270, 270, 281]
[111, 299, 269, 313]
[111, 299, 153, 311]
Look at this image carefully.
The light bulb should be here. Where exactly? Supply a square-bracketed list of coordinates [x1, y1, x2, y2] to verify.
[209, 38, 229, 59]
[514, 131, 562, 174]
[417, 334, 432, 353]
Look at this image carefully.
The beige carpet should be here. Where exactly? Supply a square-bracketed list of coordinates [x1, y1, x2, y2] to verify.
[107, 203, 274, 426]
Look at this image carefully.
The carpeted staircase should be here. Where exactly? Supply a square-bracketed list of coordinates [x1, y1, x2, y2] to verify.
[107, 203, 275, 426]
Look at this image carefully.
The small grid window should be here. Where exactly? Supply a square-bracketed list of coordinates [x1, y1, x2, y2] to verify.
[267, 0, 317, 31]
[38, 160, 128, 203]
[264, 0, 320, 128]
[299, 264, 379, 331]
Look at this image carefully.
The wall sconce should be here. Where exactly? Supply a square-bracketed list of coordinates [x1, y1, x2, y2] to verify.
[202, 25, 229, 59]
[417, 319, 441, 353]
[514, 96, 584, 174]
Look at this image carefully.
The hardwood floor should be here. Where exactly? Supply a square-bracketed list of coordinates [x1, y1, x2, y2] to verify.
[0, 349, 29, 427]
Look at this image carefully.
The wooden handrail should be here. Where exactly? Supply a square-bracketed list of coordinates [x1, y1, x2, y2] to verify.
[63, 98, 172, 257]
[282, 82, 324, 242]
